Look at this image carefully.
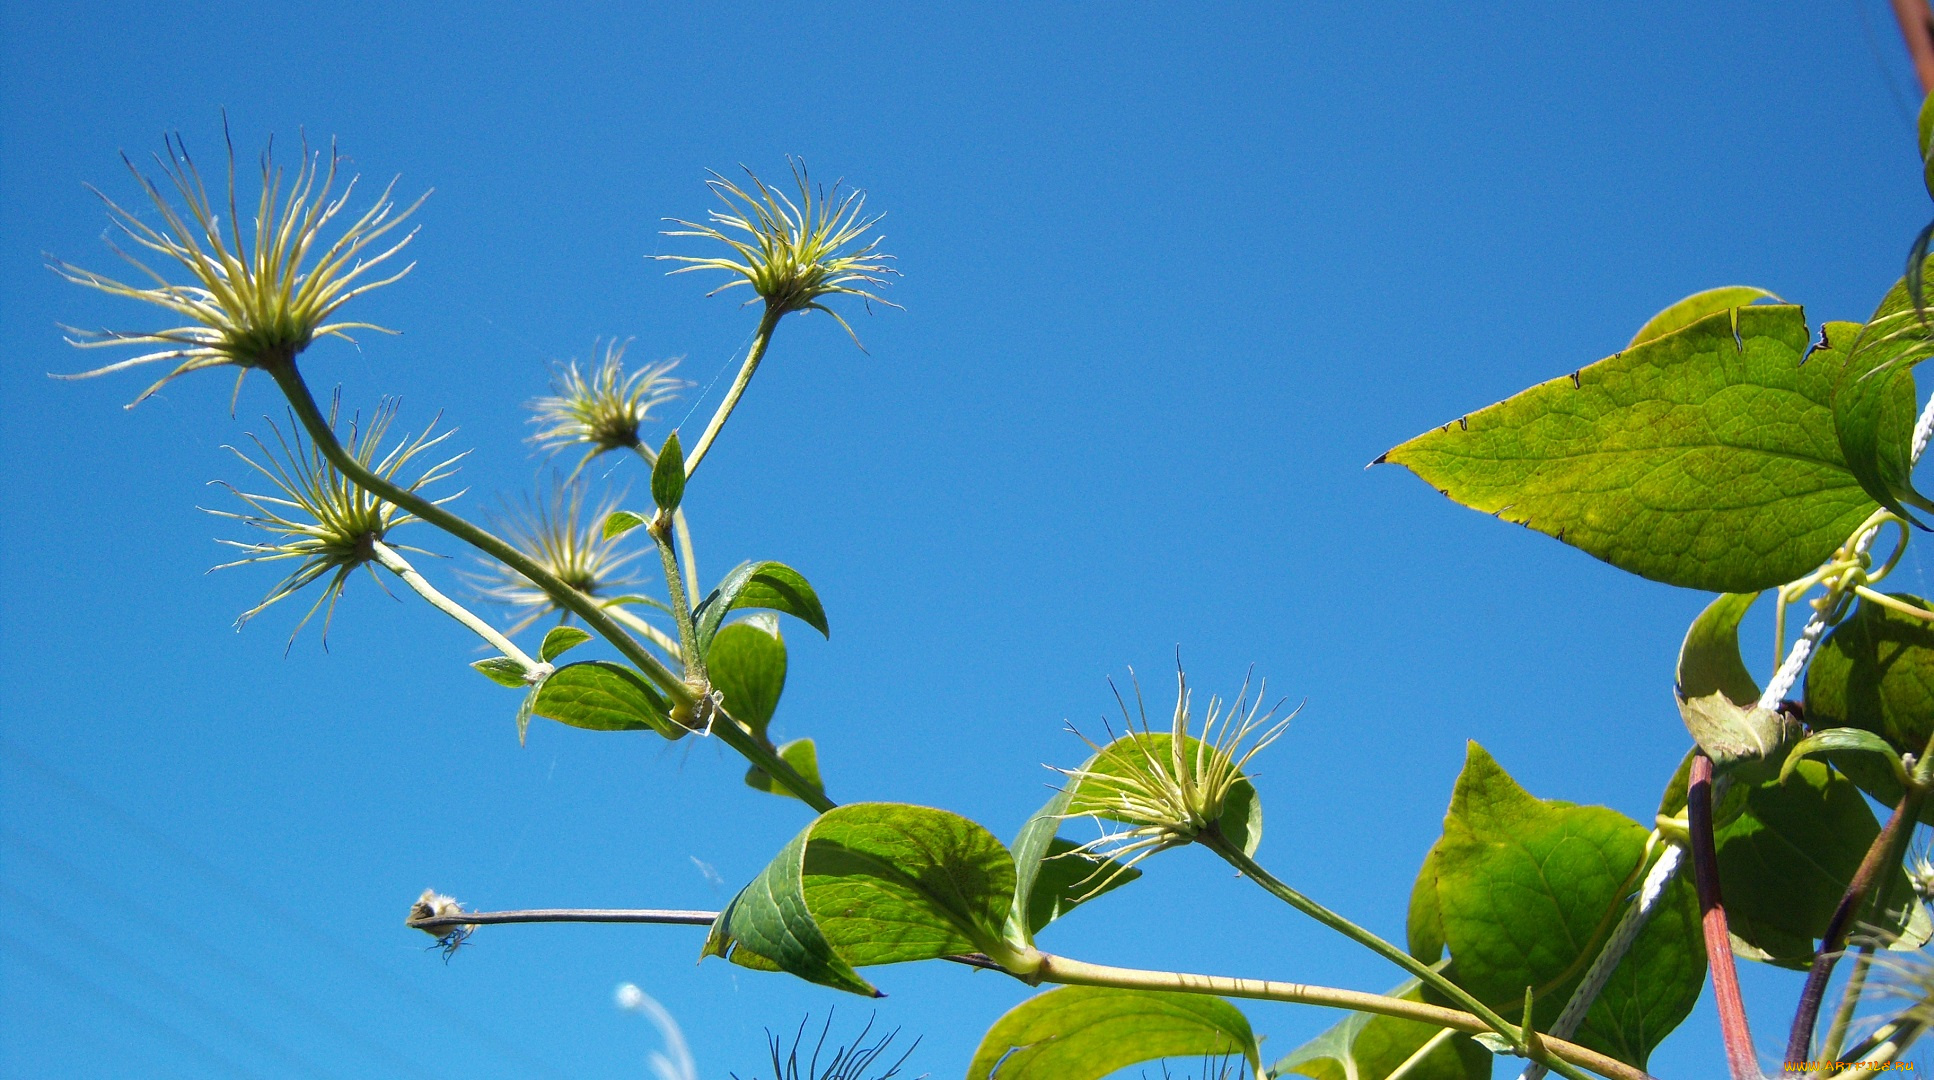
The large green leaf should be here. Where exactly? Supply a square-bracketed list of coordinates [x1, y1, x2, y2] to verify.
[1411, 743, 1703, 1070]
[966, 986, 1259, 1080]
[1021, 837, 1141, 938]
[1708, 759, 1923, 967]
[693, 560, 830, 650]
[1272, 977, 1489, 1080]
[707, 616, 787, 739]
[1832, 264, 1934, 521]
[1382, 305, 1892, 592]
[702, 803, 1016, 996]
[1806, 593, 1934, 759]
[1627, 286, 1780, 349]
[530, 660, 682, 738]
[1676, 591, 1761, 705]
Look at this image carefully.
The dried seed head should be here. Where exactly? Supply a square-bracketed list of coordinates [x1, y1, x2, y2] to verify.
[527, 338, 688, 475]
[408, 889, 476, 961]
[51, 124, 426, 406]
[466, 478, 645, 636]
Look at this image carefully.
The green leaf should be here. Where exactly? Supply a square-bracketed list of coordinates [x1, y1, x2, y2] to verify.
[471, 656, 529, 688]
[965, 986, 1259, 1080]
[1780, 728, 1907, 790]
[743, 738, 824, 802]
[1415, 743, 1703, 1069]
[1627, 286, 1780, 349]
[539, 625, 593, 663]
[602, 509, 647, 541]
[1272, 977, 1490, 1080]
[1382, 305, 1890, 592]
[531, 660, 681, 738]
[693, 560, 830, 651]
[1676, 591, 1761, 705]
[1021, 837, 1141, 938]
[703, 803, 1016, 996]
[652, 431, 685, 511]
[516, 680, 539, 746]
[1710, 759, 1922, 967]
[1805, 593, 1934, 760]
[1832, 267, 1933, 521]
[707, 616, 786, 740]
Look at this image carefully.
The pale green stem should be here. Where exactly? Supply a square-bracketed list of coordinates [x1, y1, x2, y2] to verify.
[1027, 953, 1626, 1080]
[368, 539, 544, 675]
[1198, 830, 1527, 1053]
[681, 303, 783, 484]
[606, 605, 684, 662]
[650, 515, 704, 682]
[1850, 1017, 1925, 1063]
[630, 442, 701, 600]
[266, 361, 832, 812]
[1386, 1027, 1457, 1080]
[1820, 944, 1875, 1062]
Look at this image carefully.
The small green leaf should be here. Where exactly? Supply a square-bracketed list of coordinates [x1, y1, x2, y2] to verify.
[704, 803, 1016, 995]
[1780, 728, 1907, 789]
[1676, 591, 1761, 705]
[602, 510, 647, 541]
[966, 986, 1259, 1080]
[1627, 286, 1780, 349]
[539, 626, 593, 663]
[516, 680, 539, 745]
[471, 656, 529, 689]
[1383, 305, 1892, 592]
[531, 660, 681, 738]
[707, 617, 786, 740]
[1711, 759, 1923, 967]
[1272, 977, 1490, 1080]
[743, 738, 824, 802]
[693, 560, 829, 650]
[1416, 742, 1704, 1069]
[652, 431, 685, 511]
[1831, 269, 1933, 520]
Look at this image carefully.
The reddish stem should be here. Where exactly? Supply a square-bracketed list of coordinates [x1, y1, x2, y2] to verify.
[1892, 0, 1934, 96]
[1689, 754, 1761, 1079]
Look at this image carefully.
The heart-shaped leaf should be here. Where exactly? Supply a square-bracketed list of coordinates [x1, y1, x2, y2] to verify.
[703, 803, 1017, 996]
[966, 986, 1259, 1080]
[1409, 743, 1703, 1070]
[1382, 305, 1896, 592]
[531, 660, 681, 738]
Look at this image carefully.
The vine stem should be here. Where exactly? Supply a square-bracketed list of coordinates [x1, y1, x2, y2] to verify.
[1892, 0, 1934, 96]
[1818, 944, 1875, 1062]
[681, 303, 783, 484]
[368, 539, 545, 675]
[265, 360, 833, 812]
[1689, 753, 1761, 1080]
[1197, 830, 1527, 1052]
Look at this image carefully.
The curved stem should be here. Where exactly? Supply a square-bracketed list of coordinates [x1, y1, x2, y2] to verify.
[368, 540, 544, 674]
[1819, 944, 1874, 1063]
[682, 303, 783, 483]
[266, 361, 832, 811]
[1689, 754, 1761, 1080]
[1198, 830, 1526, 1052]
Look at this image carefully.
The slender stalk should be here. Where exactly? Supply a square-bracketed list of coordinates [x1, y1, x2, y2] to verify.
[1198, 830, 1526, 1052]
[368, 540, 545, 674]
[1848, 1017, 1926, 1063]
[1785, 780, 1925, 1063]
[682, 304, 783, 483]
[412, 907, 716, 927]
[266, 361, 832, 811]
[648, 515, 704, 682]
[1819, 944, 1875, 1063]
[629, 443, 701, 600]
[1688, 753, 1761, 1080]
[1030, 954, 1631, 1080]
[1893, 0, 1934, 95]
[606, 605, 684, 661]
[1386, 1027, 1457, 1080]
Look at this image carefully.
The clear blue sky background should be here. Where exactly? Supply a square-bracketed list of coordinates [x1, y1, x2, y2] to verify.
[4, 3, 1932, 1078]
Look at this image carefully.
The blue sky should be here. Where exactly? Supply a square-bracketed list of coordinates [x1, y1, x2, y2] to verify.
[3, 3, 1931, 1078]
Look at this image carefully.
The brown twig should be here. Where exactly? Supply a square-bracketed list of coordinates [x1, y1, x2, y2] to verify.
[1892, 0, 1934, 96]
[1688, 753, 1762, 1079]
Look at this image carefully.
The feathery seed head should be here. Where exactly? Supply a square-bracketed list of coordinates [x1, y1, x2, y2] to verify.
[468, 478, 644, 635]
[527, 338, 687, 472]
[208, 395, 461, 647]
[657, 161, 898, 344]
[51, 125, 426, 406]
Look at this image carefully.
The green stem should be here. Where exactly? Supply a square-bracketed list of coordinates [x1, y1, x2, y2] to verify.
[1819, 944, 1874, 1062]
[267, 362, 831, 811]
[606, 605, 684, 661]
[1028, 953, 1627, 1080]
[630, 443, 701, 600]
[367, 540, 545, 674]
[649, 515, 704, 682]
[1198, 830, 1527, 1052]
[682, 303, 783, 484]
[1386, 1027, 1457, 1080]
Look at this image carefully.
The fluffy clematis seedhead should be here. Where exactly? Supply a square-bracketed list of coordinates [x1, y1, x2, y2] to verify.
[466, 478, 645, 636]
[50, 124, 426, 406]
[526, 338, 687, 475]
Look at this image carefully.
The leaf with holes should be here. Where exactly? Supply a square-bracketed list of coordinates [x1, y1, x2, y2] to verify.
[1410, 743, 1703, 1070]
[966, 986, 1259, 1080]
[702, 803, 1016, 995]
[1381, 306, 1898, 592]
